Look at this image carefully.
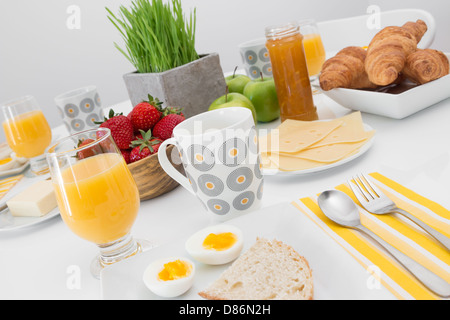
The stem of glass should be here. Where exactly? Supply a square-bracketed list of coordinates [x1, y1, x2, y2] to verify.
[90, 233, 143, 279]
[29, 154, 50, 175]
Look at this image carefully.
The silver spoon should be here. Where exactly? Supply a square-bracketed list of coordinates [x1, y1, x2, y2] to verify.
[318, 189, 450, 298]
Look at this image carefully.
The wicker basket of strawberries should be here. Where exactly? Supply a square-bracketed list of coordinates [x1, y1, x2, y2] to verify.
[97, 95, 185, 200]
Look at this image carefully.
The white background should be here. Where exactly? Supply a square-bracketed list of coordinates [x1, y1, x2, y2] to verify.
[0, 0, 449, 141]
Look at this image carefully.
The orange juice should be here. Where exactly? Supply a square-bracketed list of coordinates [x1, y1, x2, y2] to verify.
[2, 110, 52, 158]
[303, 33, 326, 76]
[54, 153, 140, 244]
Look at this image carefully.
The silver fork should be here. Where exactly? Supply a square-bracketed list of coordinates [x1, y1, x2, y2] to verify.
[348, 174, 450, 252]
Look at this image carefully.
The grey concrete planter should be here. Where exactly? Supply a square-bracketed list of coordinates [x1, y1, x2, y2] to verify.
[123, 53, 227, 118]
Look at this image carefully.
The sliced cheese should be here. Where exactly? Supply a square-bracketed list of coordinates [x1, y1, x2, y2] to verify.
[277, 131, 375, 163]
[268, 153, 325, 171]
[6, 180, 57, 217]
[259, 119, 344, 154]
[260, 112, 375, 172]
[260, 153, 277, 170]
[309, 112, 369, 148]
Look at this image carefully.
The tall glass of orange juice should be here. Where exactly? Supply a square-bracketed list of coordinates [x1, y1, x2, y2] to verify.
[46, 128, 149, 278]
[299, 19, 326, 80]
[1, 95, 52, 175]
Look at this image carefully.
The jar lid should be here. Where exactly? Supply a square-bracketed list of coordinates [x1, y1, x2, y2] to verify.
[265, 21, 299, 40]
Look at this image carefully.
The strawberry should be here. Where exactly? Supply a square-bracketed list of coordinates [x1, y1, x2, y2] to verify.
[96, 109, 134, 150]
[76, 139, 100, 159]
[121, 149, 131, 164]
[130, 95, 163, 132]
[161, 106, 184, 118]
[129, 129, 163, 163]
[133, 132, 143, 140]
[152, 114, 185, 140]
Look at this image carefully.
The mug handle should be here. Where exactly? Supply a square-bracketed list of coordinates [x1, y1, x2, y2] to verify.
[158, 138, 195, 195]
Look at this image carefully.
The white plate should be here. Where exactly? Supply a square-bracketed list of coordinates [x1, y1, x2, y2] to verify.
[100, 203, 394, 300]
[0, 173, 59, 232]
[321, 53, 450, 119]
[0, 160, 30, 178]
[0, 206, 60, 232]
[261, 123, 375, 176]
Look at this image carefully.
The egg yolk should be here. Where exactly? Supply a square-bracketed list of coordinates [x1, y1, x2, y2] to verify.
[0, 158, 12, 165]
[202, 232, 237, 251]
[158, 260, 192, 281]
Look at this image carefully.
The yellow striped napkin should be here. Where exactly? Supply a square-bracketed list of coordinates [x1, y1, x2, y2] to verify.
[0, 174, 23, 200]
[292, 172, 450, 300]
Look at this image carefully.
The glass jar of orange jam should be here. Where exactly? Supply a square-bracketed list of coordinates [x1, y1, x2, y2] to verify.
[265, 22, 318, 122]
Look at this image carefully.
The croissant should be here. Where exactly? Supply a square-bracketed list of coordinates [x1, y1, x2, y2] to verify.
[402, 20, 428, 44]
[403, 49, 449, 84]
[319, 46, 376, 91]
[365, 20, 427, 86]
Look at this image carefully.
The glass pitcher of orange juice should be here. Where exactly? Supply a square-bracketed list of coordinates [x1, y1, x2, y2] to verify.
[300, 19, 326, 80]
[1, 95, 52, 175]
[46, 127, 150, 278]
[265, 21, 318, 122]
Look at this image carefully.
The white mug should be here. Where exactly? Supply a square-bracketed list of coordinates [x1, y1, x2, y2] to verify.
[238, 38, 273, 79]
[158, 107, 263, 221]
[54, 86, 104, 140]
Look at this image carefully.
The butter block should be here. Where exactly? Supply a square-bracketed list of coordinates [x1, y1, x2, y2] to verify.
[7, 180, 57, 217]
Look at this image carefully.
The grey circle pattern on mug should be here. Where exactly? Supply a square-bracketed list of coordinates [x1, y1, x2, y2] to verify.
[198, 174, 224, 197]
[207, 199, 230, 215]
[244, 50, 258, 65]
[258, 47, 271, 62]
[70, 118, 85, 131]
[218, 138, 247, 167]
[87, 131, 97, 140]
[233, 191, 255, 211]
[187, 144, 215, 172]
[186, 171, 198, 193]
[247, 126, 258, 155]
[64, 103, 79, 118]
[94, 92, 102, 107]
[248, 66, 261, 79]
[262, 63, 273, 77]
[80, 98, 95, 114]
[254, 157, 263, 179]
[179, 148, 188, 168]
[226, 167, 253, 192]
[257, 179, 264, 200]
[77, 133, 88, 141]
[86, 113, 101, 127]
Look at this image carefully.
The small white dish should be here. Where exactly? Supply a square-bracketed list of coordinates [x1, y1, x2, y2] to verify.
[0, 206, 59, 232]
[0, 174, 59, 232]
[0, 160, 30, 178]
[0, 154, 18, 172]
[321, 53, 450, 119]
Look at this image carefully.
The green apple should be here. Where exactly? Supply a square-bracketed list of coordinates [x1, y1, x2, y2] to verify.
[243, 74, 280, 122]
[209, 91, 257, 124]
[225, 67, 251, 94]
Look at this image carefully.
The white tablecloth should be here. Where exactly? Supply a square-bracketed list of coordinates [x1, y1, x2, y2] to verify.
[1, 93, 450, 299]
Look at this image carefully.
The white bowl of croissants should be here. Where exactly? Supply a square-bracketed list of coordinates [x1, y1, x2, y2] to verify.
[319, 19, 450, 119]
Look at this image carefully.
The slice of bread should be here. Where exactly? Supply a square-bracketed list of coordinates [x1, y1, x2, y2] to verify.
[198, 237, 313, 300]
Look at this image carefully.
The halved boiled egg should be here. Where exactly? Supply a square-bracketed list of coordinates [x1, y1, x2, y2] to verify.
[185, 224, 244, 265]
[0, 153, 17, 172]
[143, 257, 195, 298]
